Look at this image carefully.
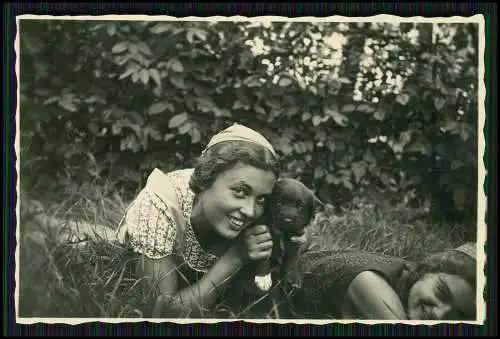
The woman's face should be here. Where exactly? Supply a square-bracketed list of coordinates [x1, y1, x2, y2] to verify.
[407, 272, 475, 320]
[200, 162, 277, 239]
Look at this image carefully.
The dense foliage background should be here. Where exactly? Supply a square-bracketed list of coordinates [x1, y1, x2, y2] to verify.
[19, 19, 479, 227]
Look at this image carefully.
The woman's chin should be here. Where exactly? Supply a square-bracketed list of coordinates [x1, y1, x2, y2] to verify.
[217, 228, 240, 240]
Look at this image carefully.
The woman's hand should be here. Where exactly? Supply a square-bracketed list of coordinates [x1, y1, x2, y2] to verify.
[233, 224, 273, 263]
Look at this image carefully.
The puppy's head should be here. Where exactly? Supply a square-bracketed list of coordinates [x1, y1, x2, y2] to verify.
[266, 178, 323, 236]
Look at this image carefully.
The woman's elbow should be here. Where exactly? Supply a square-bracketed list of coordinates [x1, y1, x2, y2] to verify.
[135, 255, 180, 297]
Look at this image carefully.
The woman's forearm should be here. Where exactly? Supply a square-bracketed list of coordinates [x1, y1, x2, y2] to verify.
[154, 246, 245, 317]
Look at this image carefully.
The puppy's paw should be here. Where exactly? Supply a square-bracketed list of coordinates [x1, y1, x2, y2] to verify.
[255, 273, 273, 292]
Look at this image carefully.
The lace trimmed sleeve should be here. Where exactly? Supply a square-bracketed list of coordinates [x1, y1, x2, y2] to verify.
[117, 188, 179, 259]
[115, 168, 220, 271]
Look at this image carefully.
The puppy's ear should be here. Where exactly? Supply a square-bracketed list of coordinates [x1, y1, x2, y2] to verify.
[304, 188, 325, 221]
[312, 193, 325, 213]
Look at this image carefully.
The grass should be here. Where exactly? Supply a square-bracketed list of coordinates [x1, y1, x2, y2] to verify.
[17, 181, 473, 319]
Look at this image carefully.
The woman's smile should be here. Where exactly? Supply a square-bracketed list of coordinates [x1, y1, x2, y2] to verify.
[227, 215, 246, 230]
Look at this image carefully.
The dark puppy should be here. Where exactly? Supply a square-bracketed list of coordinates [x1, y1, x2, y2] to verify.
[249, 178, 323, 294]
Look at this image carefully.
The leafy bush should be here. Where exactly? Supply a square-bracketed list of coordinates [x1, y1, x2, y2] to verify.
[19, 19, 479, 224]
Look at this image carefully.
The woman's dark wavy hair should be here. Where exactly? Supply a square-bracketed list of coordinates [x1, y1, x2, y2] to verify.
[397, 249, 477, 320]
[189, 140, 281, 195]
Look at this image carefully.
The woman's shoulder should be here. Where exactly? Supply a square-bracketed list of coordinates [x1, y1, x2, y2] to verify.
[298, 250, 409, 294]
[147, 168, 194, 189]
[292, 250, 409, 318]
[145, 168, 195, 211]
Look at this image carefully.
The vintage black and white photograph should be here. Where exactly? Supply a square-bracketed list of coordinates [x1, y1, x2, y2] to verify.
[15, 14, 486, 324]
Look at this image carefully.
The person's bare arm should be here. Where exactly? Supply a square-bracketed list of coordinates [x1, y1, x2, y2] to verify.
[144, 224, 273, 317]
[142, 246, 245, 317]
[342, 271, 408, 320]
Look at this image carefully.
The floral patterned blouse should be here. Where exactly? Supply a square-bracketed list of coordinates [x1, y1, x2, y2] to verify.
[115, 168, 219, 272]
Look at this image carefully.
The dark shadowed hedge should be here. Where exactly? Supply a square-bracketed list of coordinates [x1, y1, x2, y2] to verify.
[19, 19, 479, 223]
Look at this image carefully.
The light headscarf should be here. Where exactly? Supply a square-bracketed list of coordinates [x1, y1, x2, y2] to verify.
[453, 242, 477, 261]
[202, 123, 277, 158]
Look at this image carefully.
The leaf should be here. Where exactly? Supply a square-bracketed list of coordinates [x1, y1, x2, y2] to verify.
[244, 76, 261, 87]
[314, 167, 324, 179]
[186, 30, 195, 44]
[357, 104, 371, 112]
[137, 42, 152, 56]
[302, 112, 312, 121]
[351, 162, 367, 183]
[178, 121, 191, 134]
[186, 98, 195, 111]
[192, 28, 207, 41]
[326, 139, 337, 152]
[278, 138, 293, 155]
[58, 100, 77, 112]
[338, 77, 352, 84]
[232, 100, 246, 110]
[146, 126, 162, 141]
[443, 121, 459, 133]
[458, 123, 472, 142]
[396, 93, 410, 106]
[169, 75, 188, 89]
[196, 97, 215, 111]
[326, 174, 340, 185]
[312, 115, 322, 126]
[129, 111, 144, 125]
[152, 86, 162, 97]
[168, 112, 189, 129]
[148, 68, 162, 87]
[374, 110, 386, 121]
[254, 105, 266, 115]
[43, 96, 59, 105]
[341, 104, 356, 113]
[119, 67, 136, 80]
[129, 44, 138, 55]
[406, 138, 431, 156]
[331, 111, 348, 127]
[120, 134, 139, 153]
[342, 178, 354, 190]
[294, 142, 308, 154]
[88, 122, 99, 135]
[151, 23, 172, 34]
[219, 109, 232, 117]
[112, 42, 128, 54]
[107, 24, 116, 37]
[139, 69, 149, 85]
[451, 160, 464, 170]
[170, 59, 184, 73]
[286, 106, 300, 118]
[434, 97, 447, 110]
[164, 133, 175, 141]
[189, 125, 201, 144]
[279, 77, 293, 87]
[112, 121, 123, 135]
[149, 102, 170, 115]
[131, 72, 139, 83]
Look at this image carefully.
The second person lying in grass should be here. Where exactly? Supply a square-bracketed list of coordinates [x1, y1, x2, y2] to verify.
[115, 124, 307, 318]
[285, 243, 477, 320]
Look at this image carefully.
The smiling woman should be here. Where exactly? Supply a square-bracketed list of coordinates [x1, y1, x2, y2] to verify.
[286, 242, 477, 321]
[114, 123, 281, 318]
